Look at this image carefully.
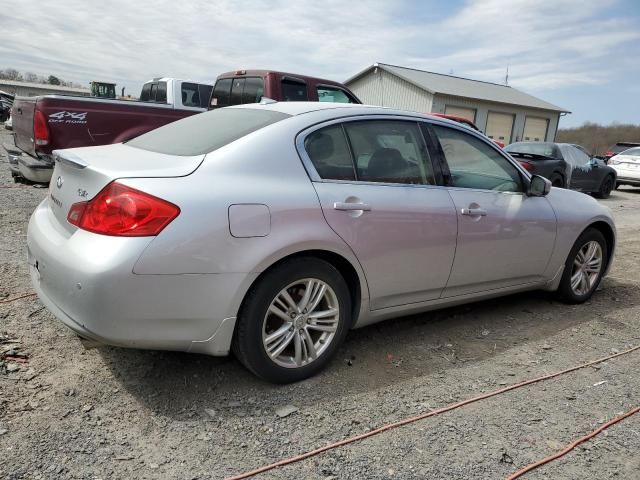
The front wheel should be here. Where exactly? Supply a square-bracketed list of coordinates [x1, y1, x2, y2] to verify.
[549, 173, 565, 188]
[232, 257, 351, 383]
[557, 228, 608, 304]
[594, 175, 614, 199]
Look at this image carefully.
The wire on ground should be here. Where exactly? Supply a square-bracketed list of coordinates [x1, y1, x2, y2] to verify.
[0, 293, 37, 304]
[506, 405, 640, 479]
[225, 345, 640, 480]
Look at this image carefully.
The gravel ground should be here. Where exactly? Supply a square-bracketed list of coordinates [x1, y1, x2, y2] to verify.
[1, 126, 639, 480]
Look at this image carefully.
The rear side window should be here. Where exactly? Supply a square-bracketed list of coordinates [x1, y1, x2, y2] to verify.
[304, 125, 356, 181]
[344, 121, 434, 185]
[317, 86, 354, 104]
[211, 78, 232, 108]
[127, 108, 290, 156]
[282, 79, 308, 101]
[181, 82, 202, 107]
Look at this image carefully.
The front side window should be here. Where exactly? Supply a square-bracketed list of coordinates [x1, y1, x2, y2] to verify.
[317, 86, 354, 103]
[282, 79, 308, 101]
[198, 84, 213, 108]
[211, 78, 232, 108]
[432, 125, 523, 192]
[242, 77, 264, 103]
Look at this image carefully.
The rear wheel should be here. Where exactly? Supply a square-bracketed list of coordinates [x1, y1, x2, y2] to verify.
[232, 257, 351, 383]
[557, 228, 608, 303]
[594, 175, 614, 199]
[549, 173, 565, 188]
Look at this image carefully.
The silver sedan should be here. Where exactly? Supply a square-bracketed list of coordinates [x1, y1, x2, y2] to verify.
[27, 102, 616, 382]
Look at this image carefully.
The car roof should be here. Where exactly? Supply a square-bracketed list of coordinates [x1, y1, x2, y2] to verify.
[216, 70, 346, 86]
[230, 101, 449, 120]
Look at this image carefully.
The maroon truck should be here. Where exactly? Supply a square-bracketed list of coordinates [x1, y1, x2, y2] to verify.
[5, 78, 213, 183]
[210, 70, 361, 108]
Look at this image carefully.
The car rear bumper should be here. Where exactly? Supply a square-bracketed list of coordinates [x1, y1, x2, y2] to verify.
[27, 199, 253, 356]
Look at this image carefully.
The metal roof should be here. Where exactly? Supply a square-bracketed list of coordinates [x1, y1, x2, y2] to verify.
[0, 79, 90, 94]
[345, 63, 569, 113]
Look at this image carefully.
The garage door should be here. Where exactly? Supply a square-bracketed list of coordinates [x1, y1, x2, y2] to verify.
[485, 112, 514, 144]
[444, 105, 476, 122]
[523, 117, 549, 142]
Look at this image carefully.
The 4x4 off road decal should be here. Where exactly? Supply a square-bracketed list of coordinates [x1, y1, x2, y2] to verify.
[48, 111, 87, 124]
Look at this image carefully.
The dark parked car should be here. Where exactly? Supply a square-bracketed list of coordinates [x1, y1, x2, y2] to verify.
[604, 142, 640, 162]
[505, 142, 617, 198]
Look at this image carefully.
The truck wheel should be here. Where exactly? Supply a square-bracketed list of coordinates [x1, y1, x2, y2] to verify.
[232, 257, 351, 383]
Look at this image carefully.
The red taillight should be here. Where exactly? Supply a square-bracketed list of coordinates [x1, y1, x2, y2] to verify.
[34, 110, 50, 147]
[67, 182, 180, 236]
[604, 151, 614, 158]
[518, 160, 535, 172]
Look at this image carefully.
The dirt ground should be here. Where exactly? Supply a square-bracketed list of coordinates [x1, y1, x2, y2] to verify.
[1, 126, 639, 480]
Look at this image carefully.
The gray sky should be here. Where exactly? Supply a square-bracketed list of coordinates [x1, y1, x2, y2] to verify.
[2, 0, 638, 127]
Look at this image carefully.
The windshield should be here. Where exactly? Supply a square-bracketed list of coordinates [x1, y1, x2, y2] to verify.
[505, 143, 556, 158]
[127, 108, 290, 156]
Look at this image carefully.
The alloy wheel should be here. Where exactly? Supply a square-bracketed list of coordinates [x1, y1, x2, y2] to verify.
[570, 241, 603, 296]
[262, 278, 340, 368]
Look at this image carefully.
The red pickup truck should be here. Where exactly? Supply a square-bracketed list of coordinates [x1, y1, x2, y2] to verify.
[210, 70, 361, 108]
[5, 78, 213, 183]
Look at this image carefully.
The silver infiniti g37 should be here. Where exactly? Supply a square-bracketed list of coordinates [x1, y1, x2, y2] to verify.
[27, 102, 616, 383]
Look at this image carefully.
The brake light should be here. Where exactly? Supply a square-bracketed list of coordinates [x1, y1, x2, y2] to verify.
[518, 160, 535, 172]
[604, 151, 614, 158]
[67, 182, 180, 236]
[34, 110, 50, 147]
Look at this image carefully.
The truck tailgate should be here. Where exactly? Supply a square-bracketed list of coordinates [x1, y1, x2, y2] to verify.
[12, 97, 36, 157]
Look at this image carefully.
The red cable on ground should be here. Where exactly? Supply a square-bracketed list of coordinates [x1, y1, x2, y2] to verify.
[225, 345, 640, 480]
[0, 293, 37, 304]
[506, 406, 640, 479]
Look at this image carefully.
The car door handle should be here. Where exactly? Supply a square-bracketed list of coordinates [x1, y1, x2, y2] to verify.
[334, 202, 371, 211]
[461, 207, 487, 216]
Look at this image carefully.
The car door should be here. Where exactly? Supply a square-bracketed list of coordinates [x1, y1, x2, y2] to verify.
[298, 118, 458, 310]
[560, 145, 597, 191]
[428, 124, 557, 297]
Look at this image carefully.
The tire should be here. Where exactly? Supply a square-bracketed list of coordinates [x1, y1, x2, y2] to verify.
[232, 257, 351, 383]
[556, 228, 608, 304]
[549, 173, 565, 188]
[594, 175, 614, 199]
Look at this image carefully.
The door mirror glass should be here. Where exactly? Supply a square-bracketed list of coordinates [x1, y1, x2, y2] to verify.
[528, 175, 551, 196]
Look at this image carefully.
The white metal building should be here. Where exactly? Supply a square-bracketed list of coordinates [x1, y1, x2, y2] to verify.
[345, 63, 569, 144]
[0, 79, 90, 97]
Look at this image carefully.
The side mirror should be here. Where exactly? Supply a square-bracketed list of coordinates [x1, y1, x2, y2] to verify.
[528, 175, 551, 197]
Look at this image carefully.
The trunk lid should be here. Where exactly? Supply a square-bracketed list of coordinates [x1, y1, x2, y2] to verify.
[12, 97, 37, 156]
[48, 143, 204, 233]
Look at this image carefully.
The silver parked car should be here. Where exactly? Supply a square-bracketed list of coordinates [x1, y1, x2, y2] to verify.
[27, 102, 616, 383]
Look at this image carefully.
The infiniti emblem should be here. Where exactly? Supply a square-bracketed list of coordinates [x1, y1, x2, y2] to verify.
[56, 176, 63, 189]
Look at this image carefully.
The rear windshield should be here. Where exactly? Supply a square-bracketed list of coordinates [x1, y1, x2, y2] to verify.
[126, 108, 290, 156]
